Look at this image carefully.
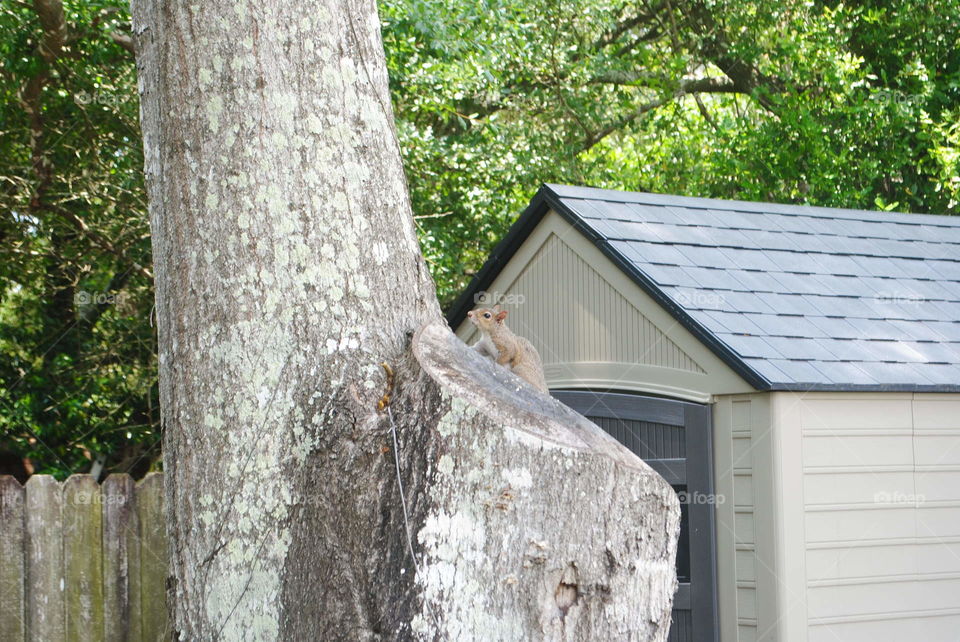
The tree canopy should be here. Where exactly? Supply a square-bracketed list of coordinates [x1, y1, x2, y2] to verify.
[2, 0, 958, 477]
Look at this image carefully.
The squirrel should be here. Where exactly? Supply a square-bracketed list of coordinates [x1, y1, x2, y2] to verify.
[467, 305, 549, 393]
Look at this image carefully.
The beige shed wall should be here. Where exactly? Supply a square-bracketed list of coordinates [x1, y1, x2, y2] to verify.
[770, 391, 960, 642]
[453, 210, 753, 402]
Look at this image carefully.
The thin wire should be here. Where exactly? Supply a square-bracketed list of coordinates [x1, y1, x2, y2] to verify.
[387, 406, 419, 576]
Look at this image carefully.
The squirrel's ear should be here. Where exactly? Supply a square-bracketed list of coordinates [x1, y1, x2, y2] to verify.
[496, 309, 508, 323]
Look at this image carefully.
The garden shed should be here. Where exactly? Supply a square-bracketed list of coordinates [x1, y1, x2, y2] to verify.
[449, 184, 960, 642]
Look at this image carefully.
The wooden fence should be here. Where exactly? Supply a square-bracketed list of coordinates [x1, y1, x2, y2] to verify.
[0, 473, 170, 641]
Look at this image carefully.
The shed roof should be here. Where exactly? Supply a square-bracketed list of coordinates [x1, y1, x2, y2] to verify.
[448, 184, 960, 392]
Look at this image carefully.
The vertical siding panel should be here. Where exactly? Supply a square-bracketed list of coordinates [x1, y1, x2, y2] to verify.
[25, 475, 65, 641]
[569, 235, 575, 358]
[552, 235, 560, 362]
[570, 241, 578, 359]
[620, 292, 627, 363]
[594, 257, 602, 359]
[539, 236, 549, 360]
[63, 475, 105, 640]
[539, 236, 548, 361]
[572, 236, 581, 361]
[649, 317, 657, 366]
[103, 474, 141, 642]
[137, 473, 170, 641]
[585, 243, 592, 360]
[584, 248, 591, 358]
[640, 311, 646, 364]
[0, 476, 25, 642]
[634, 296, 641, 365]
[545, 235, 553, 361]
[567, 238, 584, 361]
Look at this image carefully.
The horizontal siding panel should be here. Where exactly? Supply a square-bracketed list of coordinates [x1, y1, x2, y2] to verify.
[731, 436, 752, 469]
[807, 576, 960, 620]
[736, 587, 757, 621]
[806, 506, 916, 543]
[735, 549, 756, 582]
[737, 625, 757, 642]
[917, 539, 960, 574]
[804, 465, 917, 474]
[916, 506, 960, 538]
[803, 471, 915, 506]
[912, 399, 960, 430]
[808, 612, 960, 642]
[916, 471, 960, 501]
[733, 474, 754, 507]
[731, 400, 751, 430]
[734, 512, 755, 546]
[802, 434, 913, 468]
[810, 571, 960, 587]
[806, 543, 917, 580]
[800, 399, 912, 431]
[809, 539, 960, 579]
[915, 435, 960, 465]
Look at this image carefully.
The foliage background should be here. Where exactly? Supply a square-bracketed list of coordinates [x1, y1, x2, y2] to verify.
[2, 0, 958, 478]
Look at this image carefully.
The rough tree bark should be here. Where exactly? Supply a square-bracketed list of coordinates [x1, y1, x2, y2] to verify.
[131, 0, 680, 640]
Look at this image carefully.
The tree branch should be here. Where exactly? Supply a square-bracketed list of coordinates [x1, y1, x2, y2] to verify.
[592, 2, 665, 50]
[22, 0, 70, 211]
[581, 76, 739, 151]
[109, 31, 136, 54]
[49, 204, 153, 280]
[32, 0, 69, 62]
[693, 93, 720, 133]
[680, 0, 784, 111]
[589, 70, 663, 86]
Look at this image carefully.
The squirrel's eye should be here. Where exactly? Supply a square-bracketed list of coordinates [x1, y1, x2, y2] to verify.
[483, 312, 491, 318]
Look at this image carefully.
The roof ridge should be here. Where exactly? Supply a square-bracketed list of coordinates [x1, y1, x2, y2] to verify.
[546, 183, 960, 227]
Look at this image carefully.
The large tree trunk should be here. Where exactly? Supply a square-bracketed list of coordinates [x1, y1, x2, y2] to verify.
[131, 0, 680, 639]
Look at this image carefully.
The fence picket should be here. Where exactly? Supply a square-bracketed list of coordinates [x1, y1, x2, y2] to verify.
[25, 475, 66, 641]
[63, 474, 105, 640]
[0, 476, 26, 642]
[103, 474, 141, 641]
[137, 472, 170, 641]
